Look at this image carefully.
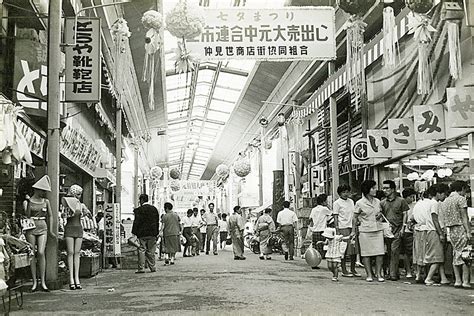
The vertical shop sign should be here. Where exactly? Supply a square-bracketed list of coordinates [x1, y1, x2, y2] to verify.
[351, 138, 373, 165]
[64, 17, 101, 102]
[446, 87, 474, 128]
[413, 104, 446, 140]
[388, 118, 416, 150]
[104, 203, 121, 257]
[367, 130, 391, 158]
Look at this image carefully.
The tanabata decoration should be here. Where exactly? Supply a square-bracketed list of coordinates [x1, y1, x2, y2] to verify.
[150, 166, 163, 179]
[169, 168, 181, 180]
[440, 2, 464, 81]
[304, 247, 322, 267]
[232, 156, 251, 178]
[382, 0, 399, 68]
[216, 164, 230, 179]
[338, 0, 376, 99]
[407, 1, 436, 95]
[111, 18, 131, 97]
[170, 180, 181, 192]
[142, 10, 163, 110]
[0, 101, 32, 165]
[165, 0, 205, 74]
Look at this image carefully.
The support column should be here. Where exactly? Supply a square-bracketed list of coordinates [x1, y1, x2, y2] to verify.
[133, 147, 139, 208]
[329, 62, 339, 199]
[469, 133, 474, 207]
[258, 126, 264, 206]
[45, 0, 61, 290]
[272, 170, 285, 223]
[115, 107, 122, 207]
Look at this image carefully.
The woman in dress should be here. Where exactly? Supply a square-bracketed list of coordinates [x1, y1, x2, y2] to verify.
[61, 185, 84, 290]
[161, 202, 181, 265]
[255, 208, 276, 260]
[25, 175, 54, 292]
[351, 180, 385, 282]
[181, 209, 194, 257]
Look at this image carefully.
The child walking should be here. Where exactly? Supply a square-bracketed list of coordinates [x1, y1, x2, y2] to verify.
[317, 228, 350, 281]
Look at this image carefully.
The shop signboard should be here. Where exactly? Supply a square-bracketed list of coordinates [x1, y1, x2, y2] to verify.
[104, 203, 121, 257]
[367, 130, 391, 158]
[186, 7, 336, 61]
[351, 138, 373, 165]
[413, 104, 446, 140]
[446, 87, 474, 128]
[168, 180, 216, 210]
[64, 17, 101, 102]
[387, 118, 416, 150]
[16, 119, 45, 158]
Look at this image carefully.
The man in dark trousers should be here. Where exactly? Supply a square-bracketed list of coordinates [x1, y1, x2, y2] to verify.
[132, 194, 160, 273]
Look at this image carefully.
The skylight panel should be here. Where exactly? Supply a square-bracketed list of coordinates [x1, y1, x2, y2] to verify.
[213, 87, 241, 102]
[207, 110, 230, 122]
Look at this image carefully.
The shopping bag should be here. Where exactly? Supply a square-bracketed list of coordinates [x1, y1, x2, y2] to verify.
[378, 213, 394, 239]
[20, 218, 36, 231]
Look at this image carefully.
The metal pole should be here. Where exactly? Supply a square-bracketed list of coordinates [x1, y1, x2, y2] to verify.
[116, 106, 122, 205]
[468, 133, 474, 207]
[45, 0, 61, 289]
[258, 126, 264, 206]
[307, 120, 313, 198]
[329, 62, 339, 199]
[133, 146, 139, 208]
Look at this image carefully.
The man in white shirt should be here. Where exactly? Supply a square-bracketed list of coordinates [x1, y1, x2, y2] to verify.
[218, 213, 228, 249]
[277, 201, 298, 260]
[191, 208, 203, 256]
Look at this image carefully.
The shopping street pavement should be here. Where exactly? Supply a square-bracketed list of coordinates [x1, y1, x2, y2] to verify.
[10, 248, 474, 315]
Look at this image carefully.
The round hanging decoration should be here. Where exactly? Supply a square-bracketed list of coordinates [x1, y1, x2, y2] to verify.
[216, 164, 230, 179]
[264, 139, 273, 150]
[111, 18, 131, 38]
[169, 168, 181, 180]
[304, 247, 322, 267]
[233, 157, 251, 178]
[170, 180, 181, 192]
[165, 0, 205, 40]
[142, 10, 163, 30]
[338, 0, 376, 16]
[150, 166, 163, 179]
[407, 172, 420, 181]
[405, 0, 434, 14]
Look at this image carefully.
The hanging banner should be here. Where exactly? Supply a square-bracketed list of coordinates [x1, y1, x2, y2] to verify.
[351, 138, 373, 165]
[367, 130, 391, 158]
[167, 180, 216, 210]
[104, 203, 121, 257]
[186, 7, 336, 61]
[446, 87, 474, 128]
[388, 118, 416, 150]
[64, 17, 101, 102]
[16, 119, 45, 158]
[413, 104, 446, 140]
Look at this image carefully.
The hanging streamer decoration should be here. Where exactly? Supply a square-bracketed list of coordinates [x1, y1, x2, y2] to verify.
[446, 21, 462, 80]
[111, 19, 131, 98]
[338, 0, 375, 99]
[382, 1, 398, 68]
[0, 101, 32, 165]
[142, 10, 163, 111]
[165, 0, 205, 74]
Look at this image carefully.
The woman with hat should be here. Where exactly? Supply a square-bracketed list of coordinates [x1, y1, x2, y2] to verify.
[61, 184, 84, 290]
[25, 175, 55, 292]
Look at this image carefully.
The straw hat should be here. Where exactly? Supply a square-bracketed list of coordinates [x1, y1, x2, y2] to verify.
[322, 227, 336, 239]
[69, 184, 83, 197]
[32, 175, 51, 192]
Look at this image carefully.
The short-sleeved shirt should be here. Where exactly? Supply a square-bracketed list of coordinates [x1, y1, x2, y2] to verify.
[412, 198, 437, 231]
[354, 196, 382, 232]
[381, 196, 410, 227]
[442, 192, 467, 227]
[162, 211, 181, 236]
[218, 219, 228, 232]
[277, 208, 298, 226]
[203, 212, 218, 226]
[191, 215, 202, 228]
[333, 198, 355, 229]
[181, 216, 193, 228]
[309, 205, 332, 232]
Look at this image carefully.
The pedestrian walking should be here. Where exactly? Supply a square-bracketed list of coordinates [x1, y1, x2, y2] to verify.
[401, 188, 416, 278]
[181, 209, 194, 257]
[191, 208, 202, 256]
[309, 194, 332, 259]
[351, 180, 385, 282]
[411, 191, 432, 282]
[333, 184, 360, 277]
[277, 201, 298, 260]
[380, 180, 410, 280]
[199, 209, 207, 252]
[161, 202, 181, 265]
[316, 227, 350, 282]
[228, 206, 246, 260]
[203, 203, 219, 255]
[132, 194, 160, 273]
[218, 213, 229, 249]
[255, 208, 276, 260]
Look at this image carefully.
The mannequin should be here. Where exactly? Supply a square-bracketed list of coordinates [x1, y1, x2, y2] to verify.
[61, 185, 84, 290]
[25, 175, 54, 292]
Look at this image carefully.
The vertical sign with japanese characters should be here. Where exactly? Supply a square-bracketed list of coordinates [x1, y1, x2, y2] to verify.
[104, 203, 121, 257]
[413, 104, 446, 140]
[446, 87, 474, 128]
[186, 7, 335, 61]
[64, 17, 101, 102]
[367, 130, 391, 158]
[388, 118, 416, 150]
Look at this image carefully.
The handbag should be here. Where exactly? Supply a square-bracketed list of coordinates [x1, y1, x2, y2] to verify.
[20, 218, 36, 231]
[378, 213, 394, 239]
[127, 235, 140, 248]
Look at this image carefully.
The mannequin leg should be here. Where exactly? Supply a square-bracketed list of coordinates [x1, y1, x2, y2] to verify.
[36, 234, 47, 288]
[74, 238, 83, 286]
[26, 234, 37, 290]
[65, 237, 75, 286]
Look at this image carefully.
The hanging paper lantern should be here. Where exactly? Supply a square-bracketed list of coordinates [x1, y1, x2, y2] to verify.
[170, 180, 181, 192]
[444, 168, 453, 177]
[304, 247, 322, 267]
[216, 164, 230, 179]
[437, 169, 446, 178]
[338, 0, 376, 16]
[407, 172, 420, 181]
[141, 10, 163, 111]
[233, 157, 251, 178]
[169, 168, 181, 179]
[150, 166, 163, 179]
[165, 0, 205, 40]
[406, 0, 434, 14]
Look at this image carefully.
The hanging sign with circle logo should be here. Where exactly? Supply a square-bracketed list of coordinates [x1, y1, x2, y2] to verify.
[351, 138, 373, 165]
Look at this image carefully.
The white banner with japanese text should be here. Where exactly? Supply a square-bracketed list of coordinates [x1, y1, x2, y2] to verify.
[367, 130, 391, 158]
[64, 17, 101, 102]
[186, 7, 336, 61]
[413, 104, 446, 140]
[388, 118, 416, 150]
[446, 87, 474, 128]
[166, 180, 216, 210]
[104, 203, 121, 257]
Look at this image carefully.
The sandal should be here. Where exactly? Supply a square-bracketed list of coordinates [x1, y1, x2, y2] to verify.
[331, 277, 338, 282]
[69, 284, 76, 290]
[75, 284, 82, 290]
[366, 277, 374, 282]
[342, 273, 354, 277]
